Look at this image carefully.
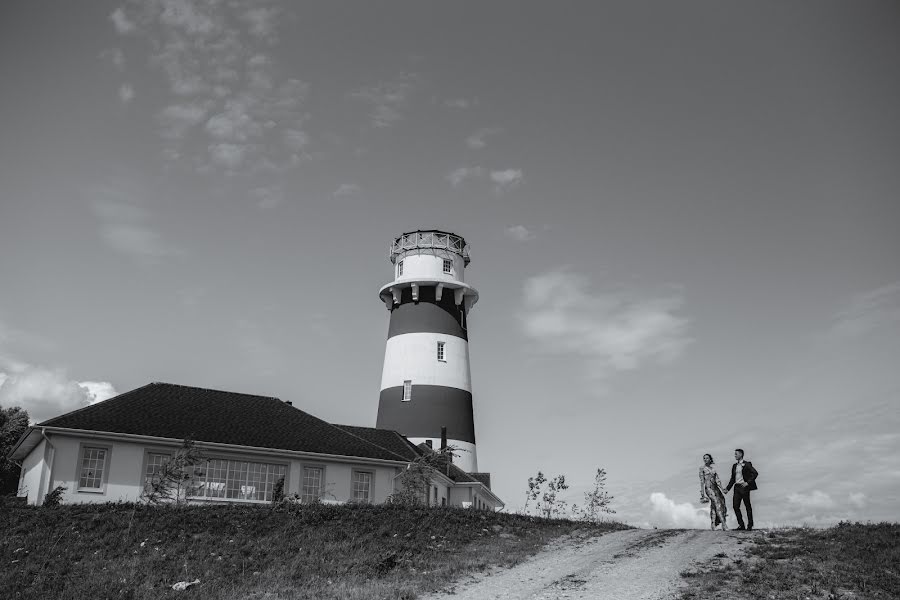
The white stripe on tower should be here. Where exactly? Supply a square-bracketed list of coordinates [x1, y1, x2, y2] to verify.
[376, 230, 480, 472]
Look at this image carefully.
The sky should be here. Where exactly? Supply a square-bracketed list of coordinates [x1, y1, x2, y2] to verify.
[1, 0, 898, 528]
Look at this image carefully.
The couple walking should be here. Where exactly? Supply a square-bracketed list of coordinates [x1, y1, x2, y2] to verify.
[699, 449, 758, 531]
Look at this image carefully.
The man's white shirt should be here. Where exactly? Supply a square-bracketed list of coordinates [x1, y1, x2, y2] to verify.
[735, 460, 745, 486]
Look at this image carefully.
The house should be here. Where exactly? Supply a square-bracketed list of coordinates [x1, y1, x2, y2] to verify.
[9, 382, 503, 510]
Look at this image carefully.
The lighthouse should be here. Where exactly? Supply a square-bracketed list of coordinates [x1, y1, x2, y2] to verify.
[376, 230, 480, 472]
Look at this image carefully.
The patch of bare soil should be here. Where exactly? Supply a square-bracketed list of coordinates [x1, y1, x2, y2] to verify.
[423, 529, 749, 600]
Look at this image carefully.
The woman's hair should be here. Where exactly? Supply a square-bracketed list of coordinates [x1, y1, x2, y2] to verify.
[703, 453, 714, 464]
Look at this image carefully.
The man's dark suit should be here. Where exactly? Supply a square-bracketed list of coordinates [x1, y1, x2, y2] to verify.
[725, 461, 758, 529]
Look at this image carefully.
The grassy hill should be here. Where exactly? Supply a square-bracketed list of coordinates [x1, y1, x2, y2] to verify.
[1, 501, 627, 600]
[679, 522, 900, 600]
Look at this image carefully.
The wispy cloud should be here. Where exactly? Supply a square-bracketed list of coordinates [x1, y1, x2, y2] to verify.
[109, 1, 309, 174]
[351, 73, 417, 128]
[249, 184, 284, 209]
[109, 7, 135, 34]
[447, 166, 485, 187]
[505, 225, 535, 242]
[89, 179, 183, 263]
[466, 127, 501, 149]
[518, 268, 691, 383]
[333, 183, 362, 199]
[830, 282, 900, 339]
[490, 169, 523, 191]
[444, 98, 476, 109]
[118, 83, 135, 103]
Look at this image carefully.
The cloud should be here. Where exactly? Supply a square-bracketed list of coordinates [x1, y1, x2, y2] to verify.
[505, 225, 535, 242]
[110, 1, 310, 174]
[787, 490, 835, 510]
[158, 103, 209, 140]
[490, 169, 523, 191]
[830, 282, 900, 339]
[648, 492, 711, 529]
[444, 98, 476, 109]
[848, 492, 867, 508]
[118, 84, 135, 103]
[518, 269, 691, 382]
[447, 166, 485, 187]
[0, 360, 117, 424]
[89, 179, 183, 263]
[333, 183, 362, 199]
[351, 74, 416, 128]
[110, 7, 135, 34]
[249, 184, 284, 209]
[466, 127, 501, 149]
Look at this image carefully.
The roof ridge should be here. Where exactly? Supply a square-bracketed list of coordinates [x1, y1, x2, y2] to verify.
[150, 381, 282, 402]
[332, 424, 421, 462]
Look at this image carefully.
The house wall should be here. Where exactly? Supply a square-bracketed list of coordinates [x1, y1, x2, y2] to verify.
[17, 439, 47, 505]
[20, 432, 403, 506]
[449, 485, 472, 507]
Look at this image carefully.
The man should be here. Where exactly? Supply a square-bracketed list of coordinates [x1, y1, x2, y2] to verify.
[725, 448, 758, 530]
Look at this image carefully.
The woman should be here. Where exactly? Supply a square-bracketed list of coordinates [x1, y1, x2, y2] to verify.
[699, 453, 729, 530]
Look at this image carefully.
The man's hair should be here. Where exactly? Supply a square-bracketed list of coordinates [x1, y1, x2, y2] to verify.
[735, 448, 745, 457]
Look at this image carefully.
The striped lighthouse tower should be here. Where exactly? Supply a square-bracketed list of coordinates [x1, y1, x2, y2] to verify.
[376, 230, 480, 472]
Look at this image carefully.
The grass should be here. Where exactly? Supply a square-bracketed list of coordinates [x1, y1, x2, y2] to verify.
[0, 500, 629, 600]
[678, 522, 900, 600]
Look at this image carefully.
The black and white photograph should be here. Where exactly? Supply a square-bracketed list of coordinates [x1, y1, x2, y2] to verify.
[1, 1, 898, 599]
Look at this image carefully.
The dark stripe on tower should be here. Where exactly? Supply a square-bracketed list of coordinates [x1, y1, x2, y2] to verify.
[376, 385, 475, 444]
[387, 286, 467, 340]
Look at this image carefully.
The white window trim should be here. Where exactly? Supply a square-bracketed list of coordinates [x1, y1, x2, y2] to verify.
[351, 469, 374, 504]
[442, 259, 452, 274]
[437, 341, 446, 362]
[301, 464, 326, 503]
[76, 442, 112, 494]
[402, 379, 412, 402]
[398, 260, 403, 276]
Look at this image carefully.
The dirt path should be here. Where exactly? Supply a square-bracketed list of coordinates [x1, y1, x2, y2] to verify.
[424, 529, 751, 600]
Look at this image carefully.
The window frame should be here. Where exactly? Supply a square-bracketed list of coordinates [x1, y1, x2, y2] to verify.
[186, 456, 288, 503]
[301, 464, 326, 504]
[436, 341, 446, 362]
[398, 260, 403, 277]
[76, 443, 112, 494]
[402, 379, 412, 402]
[442, 259, 452, 274]
[141, 449, 173, 494]
[351, 469, 374, 504]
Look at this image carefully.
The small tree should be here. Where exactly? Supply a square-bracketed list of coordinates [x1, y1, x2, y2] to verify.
[580, 468, 615, 521]
[1, 406, 30, 496]
[524, 471, 546, 514]
[542, 474, 569, 518]
[141, 438, 205, 505]
[390, 445, 457, 506]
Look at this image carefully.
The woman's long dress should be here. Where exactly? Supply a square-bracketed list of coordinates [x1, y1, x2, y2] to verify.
[699, 465, 728, 528]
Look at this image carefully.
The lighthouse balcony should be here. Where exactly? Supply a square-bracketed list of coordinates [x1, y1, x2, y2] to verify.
[379, 279, 478, 310]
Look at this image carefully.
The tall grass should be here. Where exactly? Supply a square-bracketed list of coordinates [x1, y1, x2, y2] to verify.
[1, 500, 628, 600]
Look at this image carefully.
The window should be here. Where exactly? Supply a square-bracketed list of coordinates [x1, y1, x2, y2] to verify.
[78, 447, 107, 491]
[437, 341, 445, 361]
[398, 260, 403, 276]
[187, 458, 285, 502]
[144, 452, 171, 492]
[442, 259, 452, 274]
[302, 467, 324, 503]
[352, 471, 372, 503]
[402, 379, 412, 402]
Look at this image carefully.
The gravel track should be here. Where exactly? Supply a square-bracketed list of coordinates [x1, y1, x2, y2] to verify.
[424, 529, 749, 600]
